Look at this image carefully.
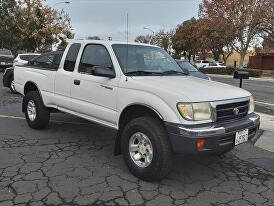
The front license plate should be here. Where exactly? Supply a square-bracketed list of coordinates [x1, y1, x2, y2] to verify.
[235, 129, 249, 145]
[0, 62, 5, 65]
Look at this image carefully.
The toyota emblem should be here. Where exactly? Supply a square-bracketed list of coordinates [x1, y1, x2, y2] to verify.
[233, 107, 240, 116]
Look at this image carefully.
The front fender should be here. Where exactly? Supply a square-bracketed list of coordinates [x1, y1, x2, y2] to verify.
[116, 87, 181, 125]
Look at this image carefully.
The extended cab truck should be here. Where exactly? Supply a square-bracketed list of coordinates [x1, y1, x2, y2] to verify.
[14, 40, 260, 181]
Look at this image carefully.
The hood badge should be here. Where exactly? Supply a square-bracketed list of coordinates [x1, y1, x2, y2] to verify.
[233, 107, 240, 116]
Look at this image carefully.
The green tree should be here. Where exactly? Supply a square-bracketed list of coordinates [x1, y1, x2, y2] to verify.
[196, 18, 235, 63]
[0, 0, 73, 53]
[0, 0, 21, 53]
[172, 18, 199, 61]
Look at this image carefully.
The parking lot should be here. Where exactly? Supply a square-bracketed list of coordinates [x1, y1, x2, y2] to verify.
[1, 73, 274, 206]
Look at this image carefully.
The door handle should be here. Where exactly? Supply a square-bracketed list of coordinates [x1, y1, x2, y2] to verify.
[74, 79, 80, 85]
[100, 85, 113, 90]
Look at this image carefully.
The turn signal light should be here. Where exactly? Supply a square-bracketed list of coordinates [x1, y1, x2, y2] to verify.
[196, 139, 205, 150]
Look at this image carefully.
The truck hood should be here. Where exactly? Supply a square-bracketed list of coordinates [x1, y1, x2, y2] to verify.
[130, 76, 251, 102]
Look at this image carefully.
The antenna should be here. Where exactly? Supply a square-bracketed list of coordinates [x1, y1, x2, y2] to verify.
[127, 13, 129, 44]
[125, 12, 129, 81]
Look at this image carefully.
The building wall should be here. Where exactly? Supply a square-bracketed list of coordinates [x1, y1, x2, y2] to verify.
[249, 54, 274, 70]
[226, 51, 254, 67]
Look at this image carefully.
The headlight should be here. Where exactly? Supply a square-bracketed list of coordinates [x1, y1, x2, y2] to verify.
[249, 96, 254, 114]
[177, 102, 212, 121]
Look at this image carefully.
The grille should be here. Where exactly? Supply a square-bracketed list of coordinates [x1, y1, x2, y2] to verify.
[216, 100, 249, 122]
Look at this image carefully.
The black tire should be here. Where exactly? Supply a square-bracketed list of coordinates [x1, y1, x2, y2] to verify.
[8, 77, 17, 94]
[121, 116, 173, 181]
[24, 91, 50, 129]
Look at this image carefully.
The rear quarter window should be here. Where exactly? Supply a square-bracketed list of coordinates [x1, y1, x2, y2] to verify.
[20, 55, 39, 61]
[64, 43, 81, 72]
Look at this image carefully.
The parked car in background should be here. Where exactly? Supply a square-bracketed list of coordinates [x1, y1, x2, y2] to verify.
[3, 51, 63, 93]
[176, 60, 210, 80]
[194, 60, 210, 68]
[203, 62, 226, 69]
[0, 49, 14, 72]
[13, 53, 40, 66]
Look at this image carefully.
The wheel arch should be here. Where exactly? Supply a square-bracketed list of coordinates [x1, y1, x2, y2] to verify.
[114, 104, 164, 156]
[23, 81, 44, 112]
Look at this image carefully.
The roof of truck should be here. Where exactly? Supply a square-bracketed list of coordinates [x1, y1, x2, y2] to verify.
[66, 39, 160, 48]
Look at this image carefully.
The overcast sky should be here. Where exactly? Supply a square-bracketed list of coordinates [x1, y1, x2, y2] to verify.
[46, 0, 202, 41]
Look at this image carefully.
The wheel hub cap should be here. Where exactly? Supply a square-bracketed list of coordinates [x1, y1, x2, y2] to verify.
[11, 80, 15, 91]
[129, 132, 153, 168]
[27, 100, 37, 122]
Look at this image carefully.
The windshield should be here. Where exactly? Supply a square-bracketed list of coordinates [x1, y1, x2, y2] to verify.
[0, 49, 12, 56]
[112, 44, 186, 76]
[177, 61, 198, 72]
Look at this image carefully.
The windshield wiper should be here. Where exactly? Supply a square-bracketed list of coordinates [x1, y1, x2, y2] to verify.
[160, 70, 187, 75]
[124, 71, 161, 76]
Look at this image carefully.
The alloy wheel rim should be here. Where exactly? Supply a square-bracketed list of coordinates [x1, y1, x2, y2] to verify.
[27, 100, 37, 122]
[129, 132, 153, 168]
[11, 80, 16, 92]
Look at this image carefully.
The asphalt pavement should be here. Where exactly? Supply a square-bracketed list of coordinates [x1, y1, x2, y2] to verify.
[1, 73, 274, 206]
[211, 75, 274, 115]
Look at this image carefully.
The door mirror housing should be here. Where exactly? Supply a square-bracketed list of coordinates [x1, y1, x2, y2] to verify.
[93, 66, 116, 78]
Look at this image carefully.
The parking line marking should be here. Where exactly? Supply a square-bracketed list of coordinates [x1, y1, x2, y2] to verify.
[0, 96, 22, 99]
[0, 115, 25, 120]
[255, 101, 274, 107]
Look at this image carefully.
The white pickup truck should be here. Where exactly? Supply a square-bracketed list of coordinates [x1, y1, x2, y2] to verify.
[14, 40, 260, 181]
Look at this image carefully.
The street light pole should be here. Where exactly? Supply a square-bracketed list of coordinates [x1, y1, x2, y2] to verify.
[52, 1, 70, 8]
[144, 27, 155, 44]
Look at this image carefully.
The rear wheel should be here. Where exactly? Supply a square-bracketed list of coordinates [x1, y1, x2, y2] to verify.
[121, 116, 173, 181]
[24, 91, 50, 129]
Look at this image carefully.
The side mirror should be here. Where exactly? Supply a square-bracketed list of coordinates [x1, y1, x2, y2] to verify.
[93, 66, 116, 78]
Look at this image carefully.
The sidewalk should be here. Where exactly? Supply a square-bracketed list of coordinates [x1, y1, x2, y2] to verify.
[255, 113, 274, 152]
[209, 74, 274, 82]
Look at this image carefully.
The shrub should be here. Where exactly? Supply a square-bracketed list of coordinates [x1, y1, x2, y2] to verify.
[198, 67, 263, 77]
[198, 66, 235, 75]
[239, 68, 263, 78]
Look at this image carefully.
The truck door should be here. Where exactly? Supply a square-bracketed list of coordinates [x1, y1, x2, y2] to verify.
[54, 43, 81, 110]
[70, 43, 118, 127]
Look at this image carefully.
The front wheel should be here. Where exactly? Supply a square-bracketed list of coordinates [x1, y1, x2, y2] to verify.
[24, 91, 50, 129]
[121, 116, 173, 181]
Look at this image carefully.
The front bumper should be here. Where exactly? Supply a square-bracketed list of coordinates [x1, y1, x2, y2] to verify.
[165, 113, 260, 154]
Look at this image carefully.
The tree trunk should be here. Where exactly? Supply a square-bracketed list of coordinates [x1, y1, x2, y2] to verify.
[239, 51, 246, 69]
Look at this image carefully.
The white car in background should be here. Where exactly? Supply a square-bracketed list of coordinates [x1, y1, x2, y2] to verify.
[204, 62, 226, 69]
[194, 60, 210, 68]
[13, 53, 40, 66]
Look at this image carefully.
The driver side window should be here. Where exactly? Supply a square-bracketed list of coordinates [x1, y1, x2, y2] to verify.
[79, 44, 113, 74]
